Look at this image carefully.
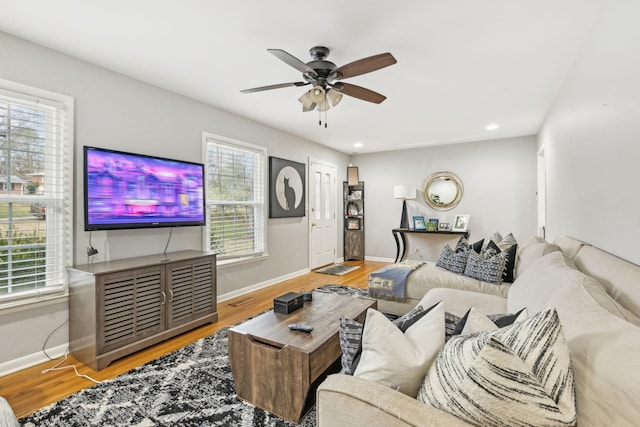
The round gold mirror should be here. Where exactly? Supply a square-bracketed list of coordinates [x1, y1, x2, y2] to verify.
[423, 171, 464, 211]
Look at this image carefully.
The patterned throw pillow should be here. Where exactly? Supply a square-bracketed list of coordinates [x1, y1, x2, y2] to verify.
[463, 249, 507, 284]
[454, 237, 484, 253]
[393, 303, 440, 332]
[419, 307, 576, 427]
[484, 236, 519, 283]
[338, 317, 364, 375]
[436, 244, 469, 274]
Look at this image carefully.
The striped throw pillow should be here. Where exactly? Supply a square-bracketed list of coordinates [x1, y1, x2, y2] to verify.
[418, 307, 576, 427]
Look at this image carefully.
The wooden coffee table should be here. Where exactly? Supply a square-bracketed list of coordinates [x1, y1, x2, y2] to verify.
[228, 291, 376, 423]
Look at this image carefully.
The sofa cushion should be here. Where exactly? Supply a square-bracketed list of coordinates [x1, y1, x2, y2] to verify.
[436, 244, 468, 274]
[572, 245, 640, 319]
[418, 307, 576, 427]
[418, 288, 508, 318]
[548, 278, 640, 426]
[353, 303, 444, 397]
[515, 238, 560, 278]
[463, 249, 506, 285]
[508, 251, 586, 314]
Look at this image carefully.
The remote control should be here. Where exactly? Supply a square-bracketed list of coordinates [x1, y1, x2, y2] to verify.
[288, 323, 314, 333]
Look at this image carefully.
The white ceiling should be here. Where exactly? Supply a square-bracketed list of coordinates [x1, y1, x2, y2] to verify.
[0, 0, 603, 154]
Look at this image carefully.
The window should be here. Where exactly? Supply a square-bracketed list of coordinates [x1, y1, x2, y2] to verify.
[0, 79, 74, 306]
[203, 133, 266, 260]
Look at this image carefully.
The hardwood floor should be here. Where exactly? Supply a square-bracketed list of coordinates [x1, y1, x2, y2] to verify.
[0, 260, 388, 419]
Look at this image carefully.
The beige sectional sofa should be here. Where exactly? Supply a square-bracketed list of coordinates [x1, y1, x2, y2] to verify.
[375, 235, 561, 316]
[317, 235, 640, 426]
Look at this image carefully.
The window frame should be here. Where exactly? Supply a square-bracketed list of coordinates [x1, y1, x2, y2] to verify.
[0, 79, 74, 308]
[202, 132, 267, 263]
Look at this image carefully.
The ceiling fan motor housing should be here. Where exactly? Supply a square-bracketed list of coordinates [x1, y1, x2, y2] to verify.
[305, 46, 337, 86]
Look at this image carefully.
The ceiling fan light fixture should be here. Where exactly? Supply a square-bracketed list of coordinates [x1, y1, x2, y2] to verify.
[326, 88, 343, 107]
[317, 98, 331, 112]
[309, 85, 326, 103]
[298, 91, 315, 110]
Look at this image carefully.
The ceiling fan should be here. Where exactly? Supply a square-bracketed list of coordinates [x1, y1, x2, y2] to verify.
[241, 46, 397, 119]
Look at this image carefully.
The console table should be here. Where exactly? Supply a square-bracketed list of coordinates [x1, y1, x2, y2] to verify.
[392, 228, 470, 263]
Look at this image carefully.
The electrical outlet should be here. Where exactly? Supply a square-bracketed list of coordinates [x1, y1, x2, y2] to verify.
[415, 248, 420, 253]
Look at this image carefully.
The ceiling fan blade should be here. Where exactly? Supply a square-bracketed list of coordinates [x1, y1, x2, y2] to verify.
[333, 82, 387, 104]
[334, 52, 397, 80]
[268, 49, 317, 75]
[241, 82, 309, 93]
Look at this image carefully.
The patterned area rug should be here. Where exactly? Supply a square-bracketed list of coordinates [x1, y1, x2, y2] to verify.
[20, 285, 370, 427]
[314, 264, 360, 276]
[314, 284, 368, 297]
[21, 327, 316, 427]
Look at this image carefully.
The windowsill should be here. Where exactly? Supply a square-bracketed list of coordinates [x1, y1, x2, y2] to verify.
[0, 291, 69, 315]
[217, 253, 270, 269]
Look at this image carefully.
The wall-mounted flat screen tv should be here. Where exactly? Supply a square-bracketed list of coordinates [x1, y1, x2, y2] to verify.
[84, 146, 206, 231]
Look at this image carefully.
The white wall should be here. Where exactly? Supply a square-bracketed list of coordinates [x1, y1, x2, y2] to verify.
[539, 0, 640, 265]
[352, 136, 538, 261]
[0, 31, 350, 373]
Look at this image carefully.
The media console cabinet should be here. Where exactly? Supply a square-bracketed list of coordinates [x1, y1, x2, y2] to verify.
[68, 251, 217, 370]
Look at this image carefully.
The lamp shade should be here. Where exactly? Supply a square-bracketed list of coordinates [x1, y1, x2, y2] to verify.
[326, 88, 343, 107]
[393, 185, 416, 200]
[298, 91, 315, 110]
[317, 98, 330, 112]
[309, 85, 325, 103]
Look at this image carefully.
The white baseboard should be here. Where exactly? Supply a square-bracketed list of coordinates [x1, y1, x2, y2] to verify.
[0, 343, 68, 376]
[217, 267, 310, 302]
[365, 256, 394, 262]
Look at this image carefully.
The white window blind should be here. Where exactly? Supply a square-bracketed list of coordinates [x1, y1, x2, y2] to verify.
[0, 80, 74, 306]
[203, 133, 266, 259]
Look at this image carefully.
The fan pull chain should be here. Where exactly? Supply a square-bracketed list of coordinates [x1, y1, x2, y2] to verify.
[324, 108, 328, 128]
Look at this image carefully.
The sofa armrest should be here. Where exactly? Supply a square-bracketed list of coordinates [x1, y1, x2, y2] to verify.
[316, 374, 471, 427]
[0, 397, 19, 427]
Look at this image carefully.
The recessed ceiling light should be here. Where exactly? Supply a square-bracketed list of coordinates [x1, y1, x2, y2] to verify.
[486, 123, 500, 131]
[354, 142, 363, 148]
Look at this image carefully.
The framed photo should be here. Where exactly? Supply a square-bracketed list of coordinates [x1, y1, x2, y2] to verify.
[350, 190, 362, 200]
[413, 216, 426, 230]
[439, 222, 451, 231]
[269, 157, 306, 218]
[452, 214, 470, 232]
[347, 218, 361, 230]
[347, 202, 359, 216]
[427, 218, 439, 231]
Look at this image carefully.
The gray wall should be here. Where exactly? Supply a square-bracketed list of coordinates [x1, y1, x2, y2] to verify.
[353, 136, 538, 261]
[0, 32, 349, 373]
[539, 0, 640, 265]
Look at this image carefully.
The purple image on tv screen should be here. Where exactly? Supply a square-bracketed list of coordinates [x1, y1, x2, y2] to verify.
[85, 147, 205, 230]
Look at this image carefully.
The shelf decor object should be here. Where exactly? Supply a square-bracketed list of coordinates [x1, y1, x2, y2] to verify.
[393, 184, 416, 229]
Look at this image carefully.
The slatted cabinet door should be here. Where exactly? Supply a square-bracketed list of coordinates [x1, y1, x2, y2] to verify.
[97, 265, 167, 355]
[166, 256, 217, 329]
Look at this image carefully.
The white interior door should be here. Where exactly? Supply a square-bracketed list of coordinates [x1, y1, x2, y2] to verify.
[537, 146, 546, 238]
[309, 159, 337, 269]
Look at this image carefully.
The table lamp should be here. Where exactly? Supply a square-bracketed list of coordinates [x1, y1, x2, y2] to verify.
[393, 185, 416, 229]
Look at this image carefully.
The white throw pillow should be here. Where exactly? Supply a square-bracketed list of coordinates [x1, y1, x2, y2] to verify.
[353, 302, 444, 397]
[459, 306, 528, 335]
